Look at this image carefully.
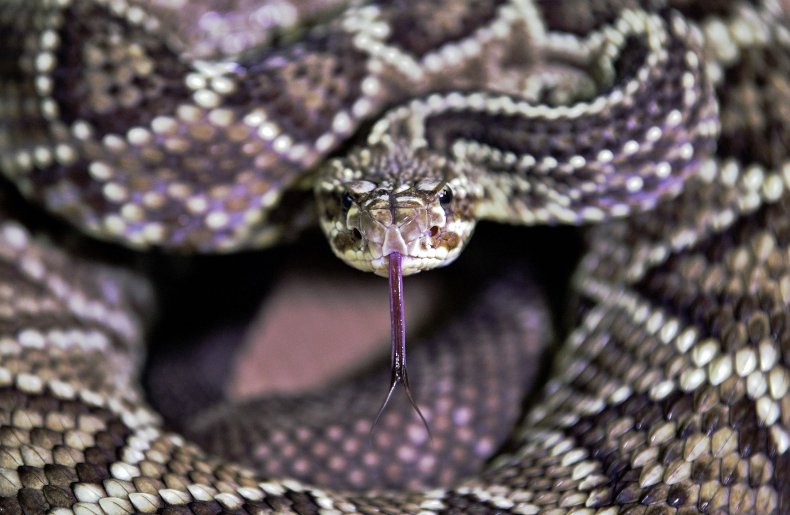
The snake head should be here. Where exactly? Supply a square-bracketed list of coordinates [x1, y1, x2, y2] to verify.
[315, 143, 480, 277]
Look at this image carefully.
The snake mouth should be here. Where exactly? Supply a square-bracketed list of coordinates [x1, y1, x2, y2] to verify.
[329, 204, 466, 276]
[373, 252, 457, 277]
[329, 215, 472, 276]
[340, 246, 459, 277]
[332, 223, 462, 277]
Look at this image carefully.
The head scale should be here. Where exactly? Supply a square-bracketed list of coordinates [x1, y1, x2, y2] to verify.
[315, 142, 481, 277]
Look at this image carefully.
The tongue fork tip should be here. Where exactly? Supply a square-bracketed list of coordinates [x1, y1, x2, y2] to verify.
[369, 252, 432, 440]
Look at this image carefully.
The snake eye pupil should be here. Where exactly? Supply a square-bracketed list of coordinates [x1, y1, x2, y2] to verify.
[439, 187, 453, 206]
[341, 192, 354, 210]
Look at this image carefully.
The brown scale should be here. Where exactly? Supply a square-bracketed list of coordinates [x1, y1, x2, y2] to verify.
[0, 389, 133, 514]
[563, 390, 778, 511]
[560, 244, 785, 513]
[633, 197, 790, 349]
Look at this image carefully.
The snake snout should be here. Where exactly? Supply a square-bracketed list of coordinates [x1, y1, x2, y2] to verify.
[357, 204, 430, 256]
[382, 225, 408, 256]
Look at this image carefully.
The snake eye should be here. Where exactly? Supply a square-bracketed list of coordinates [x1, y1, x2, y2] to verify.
[438, 187, 453, 206]
[341, 192, 354, 211]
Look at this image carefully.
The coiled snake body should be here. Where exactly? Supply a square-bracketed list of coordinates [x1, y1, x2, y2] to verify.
[0, 0, 789, 513]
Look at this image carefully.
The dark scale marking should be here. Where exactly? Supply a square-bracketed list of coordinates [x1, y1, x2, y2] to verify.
[535, 0, 644, 35]
[161, 507, 193, 515]
[640, 484, 670, 506]
[0, 4, 31, 82]
[377, 0, 504, 58]
[25, 158, 112, 219]
[667, 0, 758, 22]
[52, 2, 190, 137]
[437, 493, 516, 514]
[42, 484, 76, 508]
[0, 5, 61, 164]
[285, 491, 322, 514]
[18, 466, 47, 490]
[776, 450, 790, 513]
[610, 35, 652, 91]
[18, 488, 49, 514]
[229, 32, 369, 143]
[733, 401, 775, 459]
[186, 501, 224, 514]
[715, 42, 790, 169]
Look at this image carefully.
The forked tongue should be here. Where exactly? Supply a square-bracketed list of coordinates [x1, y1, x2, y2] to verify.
[370, 251, 431, 438]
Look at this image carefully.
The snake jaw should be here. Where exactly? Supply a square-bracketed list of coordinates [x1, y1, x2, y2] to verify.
[338, 199, 472, 276]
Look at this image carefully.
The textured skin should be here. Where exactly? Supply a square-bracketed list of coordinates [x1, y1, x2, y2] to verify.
[0, 1, 790, 515]
[315, 5, 718, 275]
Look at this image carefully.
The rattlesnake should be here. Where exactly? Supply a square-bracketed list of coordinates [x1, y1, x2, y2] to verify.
[0, 0, 789, 513]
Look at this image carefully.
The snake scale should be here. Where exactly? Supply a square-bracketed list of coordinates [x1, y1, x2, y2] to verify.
[0, 0, 789, 513]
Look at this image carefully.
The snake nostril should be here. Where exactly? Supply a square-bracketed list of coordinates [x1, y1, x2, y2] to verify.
[352, 228, 362, 240]
[429, 226, 439, 237]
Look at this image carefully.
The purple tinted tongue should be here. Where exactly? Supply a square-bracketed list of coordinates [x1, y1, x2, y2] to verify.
[370, 252, 431, 439]
[389, 251, 406, 369]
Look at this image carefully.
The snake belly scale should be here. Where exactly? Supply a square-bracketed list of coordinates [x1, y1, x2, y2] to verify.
[0, 0, 789, 514]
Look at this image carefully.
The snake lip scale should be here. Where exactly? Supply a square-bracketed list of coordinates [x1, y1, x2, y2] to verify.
[0, 0, 790, 513]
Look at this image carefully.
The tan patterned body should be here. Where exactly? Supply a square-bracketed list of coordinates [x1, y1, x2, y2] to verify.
[0, 0, 789, 513]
